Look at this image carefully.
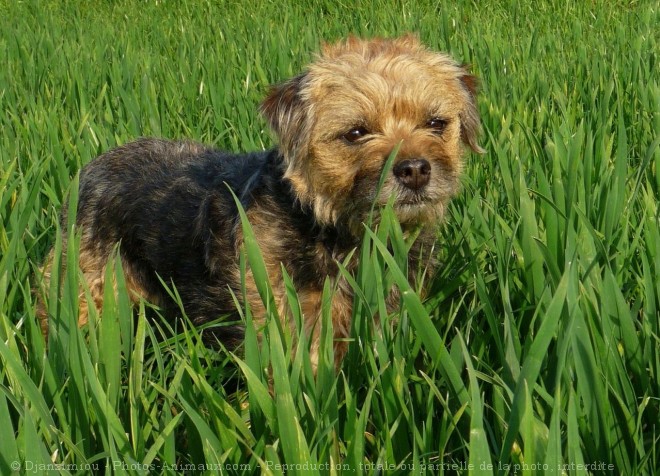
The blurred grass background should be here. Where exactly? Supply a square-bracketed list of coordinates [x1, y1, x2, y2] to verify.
[1, 0, 658, 474]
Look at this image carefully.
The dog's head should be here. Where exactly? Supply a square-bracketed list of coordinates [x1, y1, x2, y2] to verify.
[261, 35, 483, 233]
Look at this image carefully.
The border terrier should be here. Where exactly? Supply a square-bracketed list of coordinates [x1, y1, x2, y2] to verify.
[38, 35, 483, 369]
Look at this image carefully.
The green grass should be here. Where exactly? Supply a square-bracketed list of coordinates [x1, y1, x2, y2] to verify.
[1, 0, 658, 474]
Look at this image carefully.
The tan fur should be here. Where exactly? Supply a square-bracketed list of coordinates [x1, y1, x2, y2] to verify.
[37, 237, 158, 339]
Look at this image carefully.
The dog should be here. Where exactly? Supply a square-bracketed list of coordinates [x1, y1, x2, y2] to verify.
[38, 35, 483, 370]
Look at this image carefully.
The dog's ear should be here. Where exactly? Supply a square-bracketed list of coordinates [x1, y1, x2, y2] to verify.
[459, 70, 486, 154]
[260, 73, 312, 161]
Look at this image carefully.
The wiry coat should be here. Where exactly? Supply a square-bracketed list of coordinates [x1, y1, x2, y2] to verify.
[38, 35, 483, 369]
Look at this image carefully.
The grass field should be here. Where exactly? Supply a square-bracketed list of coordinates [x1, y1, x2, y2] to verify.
[1, 0, 658, 474]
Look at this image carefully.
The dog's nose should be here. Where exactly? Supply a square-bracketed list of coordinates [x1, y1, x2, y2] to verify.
[393, 158, 431, 190]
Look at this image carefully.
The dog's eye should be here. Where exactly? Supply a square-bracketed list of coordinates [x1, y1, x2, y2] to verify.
[342, 126, 369, 143]
[426, 117, 448, 134]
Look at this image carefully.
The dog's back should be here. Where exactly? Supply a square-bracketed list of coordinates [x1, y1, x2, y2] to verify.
[39, 138, 274, 344]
